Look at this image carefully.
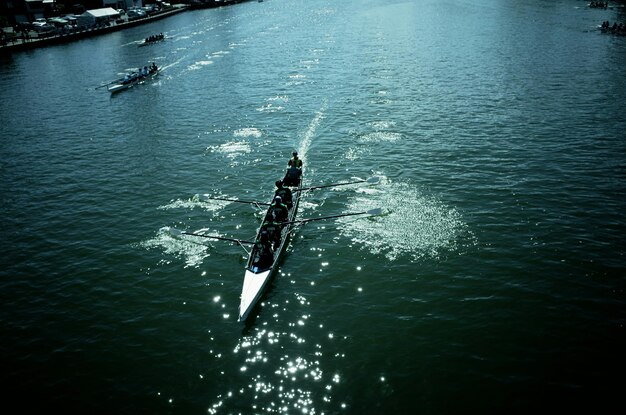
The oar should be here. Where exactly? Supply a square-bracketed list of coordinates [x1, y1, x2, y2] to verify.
[193, 177, 380, 205]
[195, 194, 270, 206]
[300, 176, 380, 191]
[95, 78, 123, 89]
[285, 208, 383, 225]
[168, 227, 256, 245]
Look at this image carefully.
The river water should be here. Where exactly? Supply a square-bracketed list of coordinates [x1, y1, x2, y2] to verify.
[1, 0, 625, 413]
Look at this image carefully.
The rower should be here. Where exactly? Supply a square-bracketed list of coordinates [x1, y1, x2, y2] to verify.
[252, 230, 273, 271]
[274, 180, 293, 209]
[268, 196, 289, 222]
[261, 219, 282, 250]
[258, 229, 272, 250]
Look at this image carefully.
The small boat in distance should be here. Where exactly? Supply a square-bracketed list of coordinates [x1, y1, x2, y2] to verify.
[108, 63, 159, 93]
[588, 1, 608, 9]
[138, 33, 165, 47]
[598, 21, 626, 36]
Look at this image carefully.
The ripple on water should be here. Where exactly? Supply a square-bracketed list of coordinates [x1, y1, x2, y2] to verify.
[211, 50, 230, 57]
[267, 95, 289, 103]
[187, 60, 213, 71]
[157, 195, 231, 212]
[367, 120, 395, 130]
[233, 128, 262, 139]
[358, 131, 402, 143]
[337, 179, 475, 261]
[256, 103, 284, 113]
[140, 227, 210, 268]
[206, 141, 252, 160]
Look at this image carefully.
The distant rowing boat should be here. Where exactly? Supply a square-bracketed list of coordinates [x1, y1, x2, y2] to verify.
[238, 173, 303, 321]
[138, 33, 165, 46]
[597, 21, 626, 36]
[108, 66, 159, 93]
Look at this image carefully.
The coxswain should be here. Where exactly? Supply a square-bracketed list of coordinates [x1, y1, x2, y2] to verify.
[288, 151, 303, 169]
[268, 196, 289, 222]
[274, 180, 293, 209]
[283, 151, 303, 187]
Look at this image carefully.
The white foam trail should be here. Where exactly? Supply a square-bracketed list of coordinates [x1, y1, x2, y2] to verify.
[298, 100, 327, 163]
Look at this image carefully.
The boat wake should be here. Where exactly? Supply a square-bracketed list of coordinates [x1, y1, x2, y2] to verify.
[336, 177, 476, 261]
[297, 100, 327, 163]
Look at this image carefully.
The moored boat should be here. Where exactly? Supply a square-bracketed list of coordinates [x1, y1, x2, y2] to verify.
[238, 171, 303, 321]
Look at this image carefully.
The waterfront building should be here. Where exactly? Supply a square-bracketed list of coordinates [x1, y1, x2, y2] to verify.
[103, 0, 143, 11]
[76, 7, 120, 28]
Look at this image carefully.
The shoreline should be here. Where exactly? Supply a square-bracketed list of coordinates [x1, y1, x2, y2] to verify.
[0, 6, 189, 54]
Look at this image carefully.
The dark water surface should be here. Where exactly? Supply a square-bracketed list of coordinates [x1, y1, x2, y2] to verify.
[1, 0, 625, 413]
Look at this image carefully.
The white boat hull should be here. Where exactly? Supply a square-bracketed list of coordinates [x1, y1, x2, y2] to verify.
[238, 175, 302, 321]
[238, 269, 271, 321]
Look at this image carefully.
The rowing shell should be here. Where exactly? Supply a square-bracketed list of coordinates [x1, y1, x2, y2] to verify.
[108, 69, 159, 93]
[238, 174, 303, 321]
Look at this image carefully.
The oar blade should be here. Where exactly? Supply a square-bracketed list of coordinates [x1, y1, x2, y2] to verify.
[366, 176, 381, 184]
[166, 226, 183, 237]
[366, 208, 383, 216]
[166, 226, 208, 240]
[194, 193, 221, 202]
